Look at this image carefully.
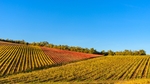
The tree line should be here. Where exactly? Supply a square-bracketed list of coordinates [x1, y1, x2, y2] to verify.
[0, 38, 146, 55]
[30, 41, 99, 54]
[0, 38, 29, 45]
[101, 50, 146, 56]
[0, 38, 98, 54]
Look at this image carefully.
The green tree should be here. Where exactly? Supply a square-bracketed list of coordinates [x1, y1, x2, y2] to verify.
[108, 50, 114, 56]
[139, 49, 146, 55]
[89, 48, 96, 54]
[101, 50, 107, 56]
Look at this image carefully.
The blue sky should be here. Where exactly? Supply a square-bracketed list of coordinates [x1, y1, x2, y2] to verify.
[0, 0, 150, 54]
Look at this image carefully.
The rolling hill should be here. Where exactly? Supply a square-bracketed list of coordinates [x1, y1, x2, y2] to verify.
[41, 47, 99, 64]
[0, 41, 99, 76]
[0, 41, 150, 83]
[0, 56, 150, 83]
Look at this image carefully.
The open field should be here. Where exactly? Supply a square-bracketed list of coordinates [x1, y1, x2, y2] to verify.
[0, 41, 99, 77]
[0, 56, 150, 83]
[41, 47, 99, 64]
[0, 42, 54, 76]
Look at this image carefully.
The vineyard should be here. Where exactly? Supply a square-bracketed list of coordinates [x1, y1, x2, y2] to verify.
[0, 41, 99, 76]
[0, 56, 150, 83]
[0, 42, 54, 76]
[41, 47, 99, 64]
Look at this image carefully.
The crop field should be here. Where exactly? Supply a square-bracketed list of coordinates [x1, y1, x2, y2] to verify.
[0, 56, 150, 83]
[41, 47, 99, 64]
[0, 42, 54, 76]
[0, 42, 99, 77]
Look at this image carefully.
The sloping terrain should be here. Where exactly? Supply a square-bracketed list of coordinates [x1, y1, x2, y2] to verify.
[0, 42, 54, 76]
[0, 41, 100, 77]
[0, 56, 150, 83]
[41, 47, 99, 64]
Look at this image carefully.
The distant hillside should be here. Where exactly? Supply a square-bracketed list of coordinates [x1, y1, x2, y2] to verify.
[0, 38, 146, 56]
[41, 47, 99, 64]
[0, 38, 100, 54]
[0, 41, 99, 76]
